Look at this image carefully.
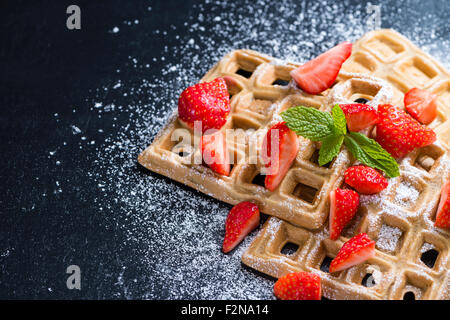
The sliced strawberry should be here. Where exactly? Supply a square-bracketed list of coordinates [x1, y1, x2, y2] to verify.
[200, 130, 230, 176]
[329, 188, 359, 240]
[261, 122, 299, 192]
[329, 233, 375, 273]
[178, 77, 230, 133]
[435, 180, 450, 229]
[274, 272, 321, 300]
[339, 104, 378, 132]
[344, 165, 388, 195]
[290, 41, 352, 95]
[222, 202, 260, 253]
[376, 104, 436, 158]
[404, 88, 438, 125]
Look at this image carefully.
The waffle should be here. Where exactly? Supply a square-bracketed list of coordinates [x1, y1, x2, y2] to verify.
[138, 29, 450, 299]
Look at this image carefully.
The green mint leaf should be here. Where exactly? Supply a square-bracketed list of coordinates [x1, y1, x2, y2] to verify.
[281, 106, 335, 141]
[319, 134, 344, 166]
[332, 104, 347, 136]
[344, 132, 400, 178]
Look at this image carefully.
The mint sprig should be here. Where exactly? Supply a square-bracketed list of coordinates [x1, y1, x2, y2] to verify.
[281, 105, 399, 178]
[280, 106, 335, 141]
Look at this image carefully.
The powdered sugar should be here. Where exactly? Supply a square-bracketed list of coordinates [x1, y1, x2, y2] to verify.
[376, 224, 403, 253]
[420, 242, 435, 253]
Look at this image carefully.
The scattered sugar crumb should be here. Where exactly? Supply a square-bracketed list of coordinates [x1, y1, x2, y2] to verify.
[71, 125, 81, 135]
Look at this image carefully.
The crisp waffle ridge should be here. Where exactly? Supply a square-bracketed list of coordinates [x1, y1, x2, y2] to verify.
[138, 29, 450, 300]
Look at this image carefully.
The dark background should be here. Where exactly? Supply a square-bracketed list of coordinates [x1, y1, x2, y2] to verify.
[0, 0, 448, 299]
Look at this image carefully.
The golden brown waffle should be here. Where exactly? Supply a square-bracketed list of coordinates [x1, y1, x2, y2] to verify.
[138, 29, 450, 299]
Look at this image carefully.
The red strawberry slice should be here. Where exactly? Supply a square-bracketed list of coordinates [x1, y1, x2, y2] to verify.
[329, 233, 375, 273]
[404, 88, 438, 125]
[329, 188, 360, 240]
[178, 77, 231, 133]
[339, 104, 378, 132]
[344, 165, 388, 195]
[200, 130, 230, 176]
[274, 272, 321, 300]
[261, 122, 299, 192]
[376, 104, 436, 158]
[435, 180, 450, 229]
[290, 41, 352, 95]
[222, 202, 260, 253]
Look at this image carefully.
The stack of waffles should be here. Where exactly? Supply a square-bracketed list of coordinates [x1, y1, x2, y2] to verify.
[138, 29, 450, 300]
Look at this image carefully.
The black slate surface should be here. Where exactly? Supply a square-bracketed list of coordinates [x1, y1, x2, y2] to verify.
[0, 0, 448, 299]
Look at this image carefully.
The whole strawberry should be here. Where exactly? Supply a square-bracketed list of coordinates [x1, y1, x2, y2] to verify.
[376, 104, 436, 158]
[222, 202, 260, 253]
[178, 78, 230, 133]
[344, 165, 388, 195]
[274, 272, 321, 300]
[329, 188, 360, 240]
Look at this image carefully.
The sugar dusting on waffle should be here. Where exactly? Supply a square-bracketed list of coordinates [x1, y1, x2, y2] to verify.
[43, 0, 450, 298]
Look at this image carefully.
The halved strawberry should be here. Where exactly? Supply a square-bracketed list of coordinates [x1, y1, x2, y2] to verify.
[344, 165, 388, 195]
[404, 88, 438, 125]
[200, 130, 230, 176]
[261, 122, 299, 192]
[435, 180, 450, 229]
[290, 41, 352, 95]
[222, 202, 260, 253]
[339, 104, 378, 132]
[376, 104, 436, 158]
[329, 233, 375, 273]
[274, 272, 321, 300]
[178, 78, 230, 133]
[329, 188, 359, 240]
